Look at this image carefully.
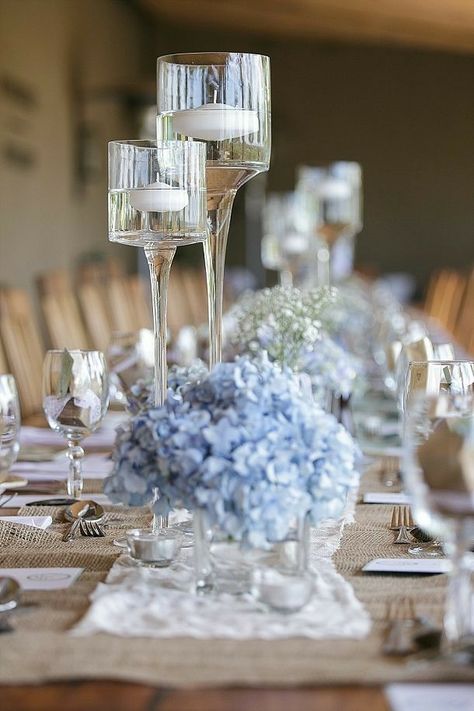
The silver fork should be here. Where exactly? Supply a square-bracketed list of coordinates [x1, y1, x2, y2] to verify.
[390, 505, 414, 544]
[383, 597, 417, 656]
[79, 519, 105, 538]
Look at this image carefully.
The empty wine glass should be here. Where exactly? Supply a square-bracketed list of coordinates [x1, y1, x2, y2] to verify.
[157, 52, 271, 367]
[43, 350, 109, 498]
[0, 374, 21, 480]
[403, 389, 474, 660]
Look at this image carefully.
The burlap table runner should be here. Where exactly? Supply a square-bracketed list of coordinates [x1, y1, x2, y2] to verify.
[0, 463, 472, 688]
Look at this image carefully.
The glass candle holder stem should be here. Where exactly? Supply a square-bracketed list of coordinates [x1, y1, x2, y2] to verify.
[66, 438, 84, 499]
[204, 192, 236, 369]
[144, 245, 176, 408]
[145, 245, 176, 532]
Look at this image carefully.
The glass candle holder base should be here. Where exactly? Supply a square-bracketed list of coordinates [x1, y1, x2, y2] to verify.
[126, 528, 183, 568]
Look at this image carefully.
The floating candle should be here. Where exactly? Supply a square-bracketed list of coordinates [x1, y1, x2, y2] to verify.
[171, 103, 259, 141]
[316, 177, 351, 200]
[129, 181, 189, 212]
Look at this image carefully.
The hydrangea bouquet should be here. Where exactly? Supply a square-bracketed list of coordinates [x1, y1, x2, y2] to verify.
[229, 285, 361, 402]
[105, 355, 359, 548]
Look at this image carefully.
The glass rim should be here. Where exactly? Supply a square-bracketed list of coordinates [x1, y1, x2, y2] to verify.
[108, 139, 205, 151]
[157, 51, 270, 64]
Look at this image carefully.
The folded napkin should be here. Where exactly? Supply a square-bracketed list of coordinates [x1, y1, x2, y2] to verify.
[0, 515, 52, 529]
[20, 413, 127, 451]
[11, 454, 113, 480]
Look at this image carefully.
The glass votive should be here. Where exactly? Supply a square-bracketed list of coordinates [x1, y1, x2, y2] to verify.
[126, 528, 183, 567]
[251, 567, 313, 614]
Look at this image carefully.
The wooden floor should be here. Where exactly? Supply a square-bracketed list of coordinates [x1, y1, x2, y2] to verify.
[2, 683, 389, 711]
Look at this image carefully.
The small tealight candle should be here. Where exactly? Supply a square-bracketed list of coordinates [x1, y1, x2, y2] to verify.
[129, 181, 189, 212]
[126, 528, 182, 567]
[252, 568, 313, 614]
[172, 103, 259, 141]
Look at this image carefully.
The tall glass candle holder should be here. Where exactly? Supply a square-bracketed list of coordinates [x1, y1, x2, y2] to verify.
[108, 140, 207, 408]
[157, 52, 271, 367]
[296, 164, 358, 286]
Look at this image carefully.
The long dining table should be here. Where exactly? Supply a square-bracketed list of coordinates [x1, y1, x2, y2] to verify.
[0, 402, 473, 711]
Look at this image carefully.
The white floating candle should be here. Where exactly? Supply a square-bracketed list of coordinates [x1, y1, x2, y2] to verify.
[129, 181, 189, 212]
[172, 102, 259, 141]
[316, 177, 351, 200]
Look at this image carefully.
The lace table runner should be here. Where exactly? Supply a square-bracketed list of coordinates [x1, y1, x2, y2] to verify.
[73, 495, 371, 641]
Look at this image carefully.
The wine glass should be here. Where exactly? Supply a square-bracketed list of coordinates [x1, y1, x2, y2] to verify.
[296, 164, 356, 286]
[401, 360, 474, 557]
[108, 140, 207, 407]
[403, 389, 474, 660]
[329, 162, 363, 282]
[43, 350, 109, 498]
[157, 52, 271, 367]
[0, 374, 21, 481]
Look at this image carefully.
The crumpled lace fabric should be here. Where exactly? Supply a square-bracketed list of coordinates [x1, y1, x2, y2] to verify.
[73, 493, 371, 640]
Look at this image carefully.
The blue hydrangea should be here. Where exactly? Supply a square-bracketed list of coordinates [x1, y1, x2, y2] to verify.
[105, 355, 359, 548]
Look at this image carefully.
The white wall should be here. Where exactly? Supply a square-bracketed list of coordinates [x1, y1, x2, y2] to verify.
[0, 0, 147, 294]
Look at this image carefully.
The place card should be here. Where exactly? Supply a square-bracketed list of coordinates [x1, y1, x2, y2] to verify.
[0, 516, 52, 529]
[363, 558, 449, 574]
[0, 567, 83, 590]
[362, 492, 411, 504]
[385, 683, 474, 711]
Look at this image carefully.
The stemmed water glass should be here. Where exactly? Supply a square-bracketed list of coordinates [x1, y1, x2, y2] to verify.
[403, 388, 474, 661]
[43, 350, 109, 498]
[0, 374, 21, 484]
[401, 360, 474, 557]
[157, 52, 271, 367]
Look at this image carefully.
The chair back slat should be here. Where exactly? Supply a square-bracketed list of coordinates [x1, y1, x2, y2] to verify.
[454, 268, 474, 351]
[37, 269, 90, 349]
[77, 283, 113, 352]
[0, 288, 44, 417]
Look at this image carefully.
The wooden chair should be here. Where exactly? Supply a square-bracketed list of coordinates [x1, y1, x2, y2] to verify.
[77, 281, 114, 352]
[0, 287, 44, 417]
[454, 268, 474, 352]
[37, 268, 90, 349]
[107, 278, 140, 335]
[424, 269, 466, 331]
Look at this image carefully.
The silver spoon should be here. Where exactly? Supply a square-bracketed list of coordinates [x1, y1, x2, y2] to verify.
[63, 500, 104, 542]
[0, 577, 20, 613]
